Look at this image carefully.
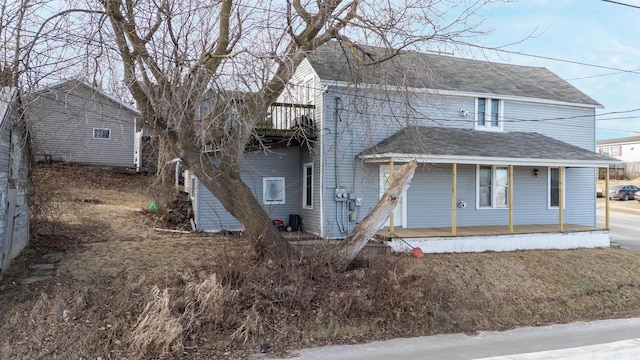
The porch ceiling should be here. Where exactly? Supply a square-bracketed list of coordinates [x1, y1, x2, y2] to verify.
[359, 126, 619, 168]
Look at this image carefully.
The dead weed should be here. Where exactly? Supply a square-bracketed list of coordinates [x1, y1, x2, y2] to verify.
[4, 164, 640, 359]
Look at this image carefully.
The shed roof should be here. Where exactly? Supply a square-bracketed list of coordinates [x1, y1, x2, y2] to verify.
[31, 79, 140, 115]
[359, 126, 618, 167]
[307, 41, 602, 107]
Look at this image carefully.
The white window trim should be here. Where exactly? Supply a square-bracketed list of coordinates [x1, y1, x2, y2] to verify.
[93, 128, 111, 139]
[476, 165, 509, 209]
[474, 98, 504, 132]
[302, 162, 313, 209]
[304, 78, 314, 104]
[263, 177, 286, 205]
[547, 167, 566, 210]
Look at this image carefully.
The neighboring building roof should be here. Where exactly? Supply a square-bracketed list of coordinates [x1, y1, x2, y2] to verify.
[307, 41, 602, 108]
[596, 135, 640, 146]
[359, 126, 618, 167]
[31, 79, 141, 115]
[0, 87, 20, 133]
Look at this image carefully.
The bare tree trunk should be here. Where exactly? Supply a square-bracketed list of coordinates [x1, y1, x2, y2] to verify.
[332, 159, 418, 272]
[188, 155, 296, 262]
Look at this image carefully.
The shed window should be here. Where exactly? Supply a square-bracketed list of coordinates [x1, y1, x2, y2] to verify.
[93, 128, 111, 139]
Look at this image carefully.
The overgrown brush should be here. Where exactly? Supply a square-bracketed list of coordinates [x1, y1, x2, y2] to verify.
[30, 164, 70, 234]
[129, 272, 239, 357]
[127, 249, 443, 358]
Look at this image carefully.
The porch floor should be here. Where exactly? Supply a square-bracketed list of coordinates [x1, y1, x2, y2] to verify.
[375, 223, 602, 240]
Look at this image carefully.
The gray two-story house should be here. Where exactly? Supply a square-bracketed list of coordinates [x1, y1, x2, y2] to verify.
[186, 41, 616, 253]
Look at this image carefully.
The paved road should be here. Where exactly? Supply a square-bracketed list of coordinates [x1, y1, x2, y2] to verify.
[276, 318, 640, 360]
[596, 207, 640, 250]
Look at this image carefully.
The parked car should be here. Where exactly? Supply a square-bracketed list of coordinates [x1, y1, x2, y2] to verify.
[608, 184, 640, 200]
[597, 188, 604, 198]
[635, 191, 640, 202]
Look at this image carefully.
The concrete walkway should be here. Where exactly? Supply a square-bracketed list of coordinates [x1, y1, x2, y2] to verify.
[275, 317, 640, 360]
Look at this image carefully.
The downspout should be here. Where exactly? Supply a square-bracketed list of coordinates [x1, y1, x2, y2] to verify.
[335, 96, 340, 236]
[334, 96, 340, 189]
[319, 85, 327, 237]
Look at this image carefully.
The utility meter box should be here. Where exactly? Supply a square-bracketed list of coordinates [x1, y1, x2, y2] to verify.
[335, 187, 348, 202]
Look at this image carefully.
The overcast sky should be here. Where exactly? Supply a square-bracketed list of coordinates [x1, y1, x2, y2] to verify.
[468, 0, 640, 140]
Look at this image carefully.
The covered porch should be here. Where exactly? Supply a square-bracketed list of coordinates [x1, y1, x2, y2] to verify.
[375, 224, 609, 254]
[359, 126, 620, 253]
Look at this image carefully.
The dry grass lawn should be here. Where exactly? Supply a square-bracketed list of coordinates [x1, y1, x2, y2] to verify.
[2, 164, 640, 359]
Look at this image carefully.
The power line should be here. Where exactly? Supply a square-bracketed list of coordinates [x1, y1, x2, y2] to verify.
[600, 0, 640, 9]
[465, 43, 640, 76]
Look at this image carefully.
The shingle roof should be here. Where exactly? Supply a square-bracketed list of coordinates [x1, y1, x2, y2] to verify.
[359, 126, 616, 165]
[307, 41, 601, 107]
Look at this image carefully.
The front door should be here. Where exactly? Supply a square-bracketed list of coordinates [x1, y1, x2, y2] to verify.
[379, 165, 407, 228]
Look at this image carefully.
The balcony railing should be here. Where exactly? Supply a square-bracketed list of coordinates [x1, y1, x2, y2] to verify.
[257, 102, 316, 138]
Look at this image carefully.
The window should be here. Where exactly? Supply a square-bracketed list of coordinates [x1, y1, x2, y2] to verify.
[263, 177, 285, 205]
[476, 98, 502, 131]
[93, 128, 111, 139]
[302, 163, 313, 209]
[610, 146, 620, 157]
[198, 105, 209, 118]
[304, 79, 314, 104]
[548, 167, 566, 208]
[477, 165, 508, 208]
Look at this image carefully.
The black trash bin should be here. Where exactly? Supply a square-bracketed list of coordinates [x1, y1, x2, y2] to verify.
[288, 214, 302, 232]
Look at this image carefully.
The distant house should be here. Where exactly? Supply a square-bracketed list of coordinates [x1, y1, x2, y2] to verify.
[185, 41, 617, 253]
[0, 87, 30, 275]
[26, 80, 140, 168]
[597, 136, 640, 178]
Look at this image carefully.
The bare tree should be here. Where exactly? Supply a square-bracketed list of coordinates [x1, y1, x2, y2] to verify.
[86, 0, 497, 264]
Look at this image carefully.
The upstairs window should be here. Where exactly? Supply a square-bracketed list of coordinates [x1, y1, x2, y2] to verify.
[93, 128, 111, 139]
[476, 98, 503, 131]
[198, 105, 209, 118]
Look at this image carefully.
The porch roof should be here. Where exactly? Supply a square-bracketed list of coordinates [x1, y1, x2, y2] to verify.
[358, 126, 620, 167]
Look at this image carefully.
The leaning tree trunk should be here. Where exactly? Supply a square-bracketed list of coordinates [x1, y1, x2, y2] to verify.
[190, 159, 296, 261]
[332, 159, 418, 272]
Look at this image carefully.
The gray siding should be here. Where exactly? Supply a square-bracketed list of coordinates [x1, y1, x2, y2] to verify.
[279, 59, 323, 235]
[27, 81, 137, 167]
[0, 121, 10, 170]
[402, 165, 594, 228]
[195, 146, 302, 232]
[320, 87, 600, 238]
[503, 101, 596, 150]
[0, 89, 30, 273]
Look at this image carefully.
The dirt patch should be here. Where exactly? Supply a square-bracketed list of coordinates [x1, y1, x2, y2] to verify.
[3, 164, 640, 359]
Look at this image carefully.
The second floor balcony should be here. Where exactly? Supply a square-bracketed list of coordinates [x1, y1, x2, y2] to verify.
[256, 102, 316, 139]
